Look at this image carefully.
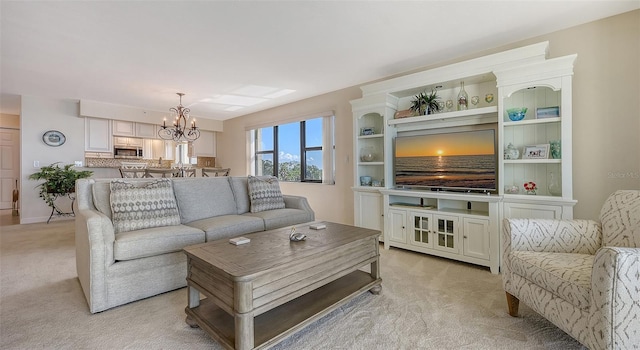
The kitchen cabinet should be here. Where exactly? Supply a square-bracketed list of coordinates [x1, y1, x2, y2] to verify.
[113, 120, 158, 139]
[85, 118, 112, 152]
[114, 137, 143, 147]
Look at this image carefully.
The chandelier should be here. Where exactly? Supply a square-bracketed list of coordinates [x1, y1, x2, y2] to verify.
[158, 92, 200, 142]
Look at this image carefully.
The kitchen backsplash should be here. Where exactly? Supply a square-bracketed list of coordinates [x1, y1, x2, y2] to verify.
[85, 156, 216, 168]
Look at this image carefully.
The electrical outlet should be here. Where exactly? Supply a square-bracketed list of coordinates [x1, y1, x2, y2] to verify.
[74, 161, 83, 167]
[33, 160, 40, 168]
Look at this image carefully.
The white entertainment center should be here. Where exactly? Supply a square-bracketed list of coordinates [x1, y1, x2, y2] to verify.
[351, 42, 577, 274]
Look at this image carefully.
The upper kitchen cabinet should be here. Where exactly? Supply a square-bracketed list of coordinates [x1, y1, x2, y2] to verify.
[85, 117, 112, 152]
[135, 123, 158, 138]
[113, 120, 158, 139]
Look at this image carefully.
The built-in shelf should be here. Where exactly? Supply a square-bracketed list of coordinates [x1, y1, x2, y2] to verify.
[504, 159, 562, 164]
[388, 106, 498, 126]
[503, 117, 561, 126]
[357, 134, 384, 139]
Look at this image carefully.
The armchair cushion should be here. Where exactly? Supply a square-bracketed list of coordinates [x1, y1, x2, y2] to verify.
[510, 251, 593, 309]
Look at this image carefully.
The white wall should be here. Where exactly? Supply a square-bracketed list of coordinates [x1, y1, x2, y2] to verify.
[20, 96, 86, 224]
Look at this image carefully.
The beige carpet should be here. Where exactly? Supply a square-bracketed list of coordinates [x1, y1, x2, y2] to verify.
[0, 220, 584, 349]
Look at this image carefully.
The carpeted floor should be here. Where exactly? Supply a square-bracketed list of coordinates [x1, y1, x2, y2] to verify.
[0, 220, 585, 349]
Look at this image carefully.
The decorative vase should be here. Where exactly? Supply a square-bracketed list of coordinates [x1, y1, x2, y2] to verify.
[550, 140, 561, 159]
[457, 81, 468, 111]
[548, 172, 562, 196]
[504, 143, 519, 160]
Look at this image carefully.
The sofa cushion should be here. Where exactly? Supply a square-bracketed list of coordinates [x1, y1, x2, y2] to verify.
[229, 176, 251, 214]
[110, 179, 181, 234]
[92, 180, 114, 219]
[186, 214, 265, 242]
[172, 177, 237, 223]
[244, 208, 313, 231]
[247, 175, 285, 213]
[114, 224, 205, 261]
[510, 251, 593, 309]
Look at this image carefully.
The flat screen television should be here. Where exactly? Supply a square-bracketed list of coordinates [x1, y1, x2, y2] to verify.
[393, 125, 497, 192]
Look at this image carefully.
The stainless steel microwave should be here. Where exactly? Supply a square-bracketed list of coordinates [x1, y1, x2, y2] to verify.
[114, 147, 142, 159]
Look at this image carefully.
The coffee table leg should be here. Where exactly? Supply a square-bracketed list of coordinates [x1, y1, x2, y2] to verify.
[185, 285, 201, 328]
[235, 312, 254, 350]
[369, 258, 382, 294]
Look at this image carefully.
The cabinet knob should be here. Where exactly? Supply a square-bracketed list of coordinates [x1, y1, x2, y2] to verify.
[463, 235, 468, 239]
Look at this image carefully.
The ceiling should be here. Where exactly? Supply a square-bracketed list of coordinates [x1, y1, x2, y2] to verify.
[1, 1, 638, 121]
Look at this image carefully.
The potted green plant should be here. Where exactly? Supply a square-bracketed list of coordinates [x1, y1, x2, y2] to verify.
[410, 89, 442, 115]
[29, 162, 93, 208]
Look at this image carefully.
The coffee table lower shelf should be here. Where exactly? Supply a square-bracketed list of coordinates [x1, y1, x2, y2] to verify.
[185, 270, 381, 349]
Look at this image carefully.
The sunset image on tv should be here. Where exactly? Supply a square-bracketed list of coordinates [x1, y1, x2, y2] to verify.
[394, 129, 496, 190]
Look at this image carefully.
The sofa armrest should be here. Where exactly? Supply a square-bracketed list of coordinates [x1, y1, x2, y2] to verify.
[75, 207, 116, 313]
[588, 247, 640, 349]
[504, 218, 601, 254]
[283, 194, 311, 210]
[283, 195, 315, 216]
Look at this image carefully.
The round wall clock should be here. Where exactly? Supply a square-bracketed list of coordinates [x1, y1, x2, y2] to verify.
[42, 130, 66, 147]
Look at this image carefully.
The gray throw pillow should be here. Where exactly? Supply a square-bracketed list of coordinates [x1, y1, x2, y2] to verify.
[110, 178, 181, 234]
[247, 175, 285, 213]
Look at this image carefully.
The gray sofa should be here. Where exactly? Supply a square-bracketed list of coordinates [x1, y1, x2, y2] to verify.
[75, 176, 315, 313]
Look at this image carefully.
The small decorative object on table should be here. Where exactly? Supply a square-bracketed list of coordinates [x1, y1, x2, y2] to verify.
[524, 181, 537, 195]
[471, 96, 479, 106]
[289, 226, 307, 241]
[507, 107, 527, 121]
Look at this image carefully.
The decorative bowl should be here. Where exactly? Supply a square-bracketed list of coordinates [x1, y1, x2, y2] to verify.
[507, 107, 527, 121]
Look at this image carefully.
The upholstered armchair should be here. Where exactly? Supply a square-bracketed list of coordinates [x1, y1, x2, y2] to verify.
[502, 190, 640, 349]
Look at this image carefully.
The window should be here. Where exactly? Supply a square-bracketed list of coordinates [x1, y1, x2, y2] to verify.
[251, 113, 334, 184]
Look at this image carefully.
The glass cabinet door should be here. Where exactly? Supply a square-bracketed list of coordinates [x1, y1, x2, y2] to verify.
[409, 212, 432, 248]
[434, 215, 458, 253]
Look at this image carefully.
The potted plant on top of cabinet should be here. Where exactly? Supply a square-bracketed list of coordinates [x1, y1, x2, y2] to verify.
[410, 90, 442, 116]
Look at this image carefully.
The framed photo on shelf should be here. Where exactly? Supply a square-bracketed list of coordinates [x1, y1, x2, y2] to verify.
[360, 127, 375, 136]
[523, 144, 550, 159]
[536, 106, 560, 119]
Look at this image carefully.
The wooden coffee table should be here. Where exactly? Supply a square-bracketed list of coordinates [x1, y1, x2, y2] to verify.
[183, 221, 382, 350]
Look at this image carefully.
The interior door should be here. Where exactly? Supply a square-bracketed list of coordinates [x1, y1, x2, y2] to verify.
[0, 129, 20, 209]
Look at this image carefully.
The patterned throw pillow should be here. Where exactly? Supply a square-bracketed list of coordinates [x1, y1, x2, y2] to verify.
[110, 179, 181, 234]
[247, 176, 286, 213]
